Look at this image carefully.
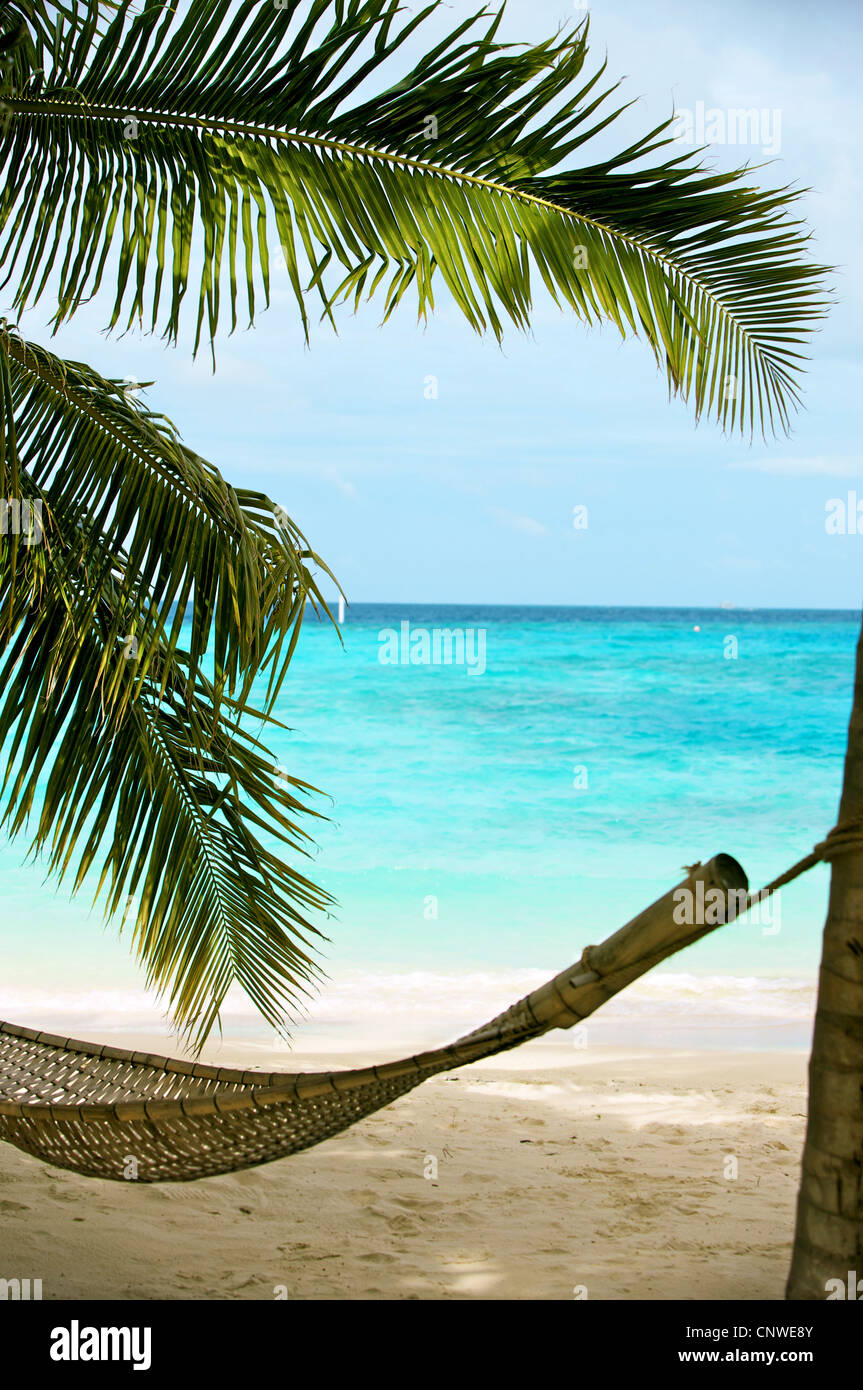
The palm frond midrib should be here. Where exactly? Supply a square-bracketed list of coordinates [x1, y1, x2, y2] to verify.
[6, 94, 817, 368]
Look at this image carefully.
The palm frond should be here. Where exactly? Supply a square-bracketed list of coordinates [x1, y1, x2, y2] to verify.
[0, 320, 337, 720]
[0, 0, 830, 433]
[0, 321, 338, 1045]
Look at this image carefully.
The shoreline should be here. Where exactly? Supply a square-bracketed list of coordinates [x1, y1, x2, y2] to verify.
[0, 967, 817, 1058]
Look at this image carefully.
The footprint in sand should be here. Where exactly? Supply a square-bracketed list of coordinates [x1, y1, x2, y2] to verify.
[225, 1275, 259, 1292]
[661, 1128, 690, 1143]
[396, 1195, 443, 1211]
[387, 1214, 421, 1234]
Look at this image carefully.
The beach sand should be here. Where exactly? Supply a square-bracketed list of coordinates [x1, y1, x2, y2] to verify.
[0, 1042, 808, 1301]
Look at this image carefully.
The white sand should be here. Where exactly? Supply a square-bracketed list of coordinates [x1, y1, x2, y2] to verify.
[0, 1042, 808, 1300]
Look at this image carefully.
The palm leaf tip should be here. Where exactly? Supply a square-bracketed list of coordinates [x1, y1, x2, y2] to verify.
[0, 0, 830, 434]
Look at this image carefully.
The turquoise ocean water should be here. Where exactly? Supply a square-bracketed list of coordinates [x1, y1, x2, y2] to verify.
[0, 606, 857, 1050]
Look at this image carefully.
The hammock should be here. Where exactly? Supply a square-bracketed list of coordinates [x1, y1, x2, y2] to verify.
[0, 855, 749, 1183]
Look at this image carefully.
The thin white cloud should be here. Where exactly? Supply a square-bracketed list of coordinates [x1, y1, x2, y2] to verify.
[728, 456, 863, 478]
[488, 506, 548, 536]
[268, 460, 358, 498]
[322, 465, 358, 499]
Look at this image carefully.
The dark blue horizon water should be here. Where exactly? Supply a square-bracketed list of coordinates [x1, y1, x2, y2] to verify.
[330, 603, 856, 614]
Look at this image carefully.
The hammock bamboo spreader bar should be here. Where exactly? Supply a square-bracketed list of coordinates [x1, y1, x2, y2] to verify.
[0, 854, 749, 1183]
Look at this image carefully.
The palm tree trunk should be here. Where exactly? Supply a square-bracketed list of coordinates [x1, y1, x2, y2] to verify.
[786, 609, 863, 1299]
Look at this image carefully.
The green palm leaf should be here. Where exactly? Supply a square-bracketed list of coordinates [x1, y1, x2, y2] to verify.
[0, 0, 829, 433]
[0, 320, 337, 716]
[0, 320, 337, 1045]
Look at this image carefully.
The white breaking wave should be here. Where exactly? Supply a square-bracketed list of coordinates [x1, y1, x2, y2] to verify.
[0, 970, 816, 1051]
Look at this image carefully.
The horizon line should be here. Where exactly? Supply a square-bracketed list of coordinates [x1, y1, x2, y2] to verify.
[311, 600, 860, 614]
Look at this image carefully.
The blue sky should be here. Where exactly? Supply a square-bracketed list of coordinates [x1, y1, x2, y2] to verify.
[10, 0, 863, 609]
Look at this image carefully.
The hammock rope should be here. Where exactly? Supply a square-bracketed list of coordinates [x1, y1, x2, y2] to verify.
[747, 816, 863, 902]
[0, 836, 843, 1184]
